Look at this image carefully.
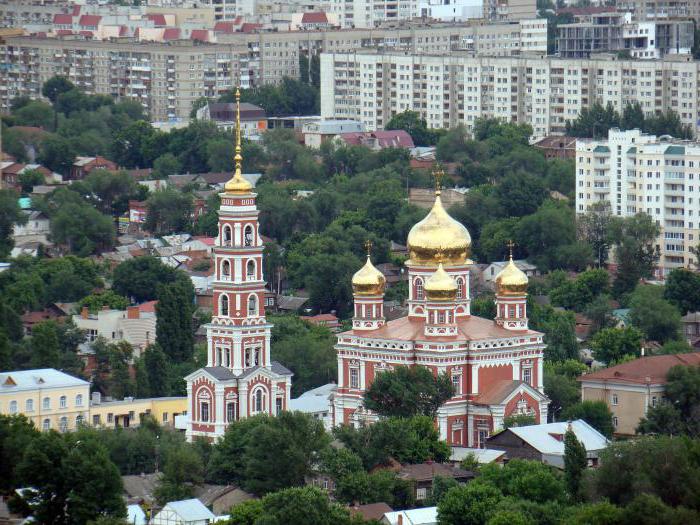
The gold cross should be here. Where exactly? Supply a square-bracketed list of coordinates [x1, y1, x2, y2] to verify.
[364, 239, 373, 256]
[506, 240, 515, 260]
[433, 166, 445, 194]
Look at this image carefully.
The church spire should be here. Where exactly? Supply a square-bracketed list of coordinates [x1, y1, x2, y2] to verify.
[224, 88, 253, 195]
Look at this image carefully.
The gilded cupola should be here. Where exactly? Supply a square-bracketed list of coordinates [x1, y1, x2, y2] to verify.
[407, 169, 471, 266]
[352, 241, 386, 296]
[424, 263, 458, 302]
[224, 88, 253, 195]
[495, 243, 528, 296]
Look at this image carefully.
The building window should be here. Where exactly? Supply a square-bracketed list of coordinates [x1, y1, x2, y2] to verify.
[75, 394, 83, 407]
[59, 396, 67, 409]
[651, 396, 658, 407]
[246, 259, 255, 281]
[612, 416, 618, 428]
[107, 413, 114, 423]
[350, 367, 359, 389]
[162, 412, 169, 423]
[93, 415, 100, 426]
[415, 278, 424, 300]
[76, 415, 84, 427]
[43, 397, 50, 410]
[59, 417, 68, 432]
[25, 399, 33, 412]
[611, 394, 618, 406]
[477, 428, 489, 449]
[248, 294, 257, 315]
[226, 402, 236, 422]
[9, 400, 17, 414]
[43, 419, 50, 431]
[452, 373, 461, 395]
[252, 388, 266, 414]
[522, 367, 532, 386]
[276, 397, 283, 415]
[220, 294, 229, 316]
[456, 277, 464, 299]
[128, 411, 135, 421]
[223, 225, 232, 246]
[245, 348, 252, 367]
[244, 225, 254, 246]
[200, 402, 210, 422]
[417, 487, 428, 500]
[222, 260, 231, 279]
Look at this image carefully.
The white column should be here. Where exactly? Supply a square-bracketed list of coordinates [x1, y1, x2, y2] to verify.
[359, 360, 366, 390]
[337, 357, 344, 387]
[471, 364, 479, 394]
[537, 358, 544, 390]
[438, 412, 448, 441]
[271, 383, 278, 415]
[234, 258, 242, 283]
[233, 338, 242, 374]
[467, 414, 474, 447]
[234, 223, 242, 246]
[239, 386, 248, 419]
[215, 384, 225, 425]
[512, 359, 521, 381]
[264, 331, 271, 366]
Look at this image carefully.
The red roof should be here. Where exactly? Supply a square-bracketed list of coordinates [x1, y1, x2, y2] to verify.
[579, 353, 700, 385]
[138, 300, 158, 313]
[79, 15, 101, 26]
[340, 130, 415, 149]
[163, 27, 181, 40]
[190, 29, 209, 41]
[301, 12, 329, 24]
[119, 25, 128, 36]
[192, 236, 215, 246]
[146, 14, 167, 26]
[214, 21, 238, 33]
[79, 30, 93, 37]
[56, 29, 73, 36]
[53, 14, 73, 24]
[240, 23, 262, 33]
[34, 31, 47, 38]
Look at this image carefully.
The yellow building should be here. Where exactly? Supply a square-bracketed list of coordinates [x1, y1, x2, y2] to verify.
[89, 396, 187, 429]
[0, 368, 90, 432]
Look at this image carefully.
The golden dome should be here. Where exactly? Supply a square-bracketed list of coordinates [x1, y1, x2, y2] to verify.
[425, 263, 457, 301]
[407, 193, 471, 266]
[495, 256, 528, 296]
[352, 255, 386, 296]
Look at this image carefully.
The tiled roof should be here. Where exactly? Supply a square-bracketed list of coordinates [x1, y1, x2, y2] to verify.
[146, 14, 167, 26]
[398, 463, 474, 482]
[190, 29, 209, 42]
[301, 12, 329, 23]
[138, 300, 158, 313]
[53, 14, 73, 24]
[349, 503, 393, 521]
[79, 15, 101, 26]
[203, 366, 237, 381]
[473, 380, 523, 405]
[578, 353, 700, 385]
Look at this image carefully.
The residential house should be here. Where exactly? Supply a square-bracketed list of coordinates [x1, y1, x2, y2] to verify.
[89, 394, 187, 428]
[151, 498, 216, 525]
[275, 294, 309, 313]
[300, 313, 341, 331]
[196, 102, 267, 137]
[382, 507, 438, 525]
[349, 503, 393, 522]
[338, 130, 415, 150]
[533, 135, 577, 159]
[486, 419, 609, 467]
[0, 368, 90, 432]
[481, 260, 539, 289]
[397, 463, 474, 502]
[0, 162, 54, 190]
[289, 383, 336, 430]
[681, 311, 700, 345]
[12, 210, 50, 243]
[578, 353, 700, 435]
[290, 12, 340, 31]
[72, 304, 157, 358]
[20, 303, 69, 335]
[69, 156, 117, 180]
[302, 120, 365, 149]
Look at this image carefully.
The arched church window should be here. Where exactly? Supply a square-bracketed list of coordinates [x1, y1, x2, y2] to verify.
[221, 294, 229, 316]
[222, 260, 231, 280]
[244, 225, 254, 247]
[415, 278, 424, 300]
[223, 225, 232, 246]
[252, 387, 266, 414]
[246, 259, 255, 281]
[456, 277, 464, 299]
[248, 294, 257, 315]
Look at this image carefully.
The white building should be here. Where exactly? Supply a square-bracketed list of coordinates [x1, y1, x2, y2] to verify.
[321, 50, 700, 139]
[302, 119, 366, 148]
[575, 128, 700, 276]
[72, 304, 157, 357]
[151, 499, 216, 525]
[289, 383, 336, 430]
[12, 210, 50, 243]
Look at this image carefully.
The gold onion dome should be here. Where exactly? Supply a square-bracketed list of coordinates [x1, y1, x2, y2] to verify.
[352, 255, 386, 296]
[407, 190, 471, 266]
[425, 263, 458, 302]
[495, 253, 528, 297]
[224, 87, 253, 195]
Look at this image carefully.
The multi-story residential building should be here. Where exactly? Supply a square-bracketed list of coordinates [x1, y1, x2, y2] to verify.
[576, 128, 700, 275]
[557, 11, 693, 59]
[320, 51, 700, 139]
[618, 0, 700, 23]
[578, 353, 700, 435]
[0, 20, 546, 120]
[72, 304, 157, 357]
[0, 368, 91, 432]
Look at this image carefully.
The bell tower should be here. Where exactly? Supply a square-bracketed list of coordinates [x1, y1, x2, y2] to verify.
[351, 240, 387, 331]
[494, 241, 529, 331]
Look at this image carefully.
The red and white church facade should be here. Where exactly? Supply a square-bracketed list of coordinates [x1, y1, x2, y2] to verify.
[332, 185, 548, 448]
[185, 95, 291, 441]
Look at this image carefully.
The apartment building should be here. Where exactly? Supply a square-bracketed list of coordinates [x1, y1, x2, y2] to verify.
[557, 11, 693, 59]
[576, 128, 700, 274]
[0, 21, 545, 120]
[618, 0, 700, 23]
[0, 368, 90, 432]
[72, 304, 157, 357]
[320, 51, 700, 139]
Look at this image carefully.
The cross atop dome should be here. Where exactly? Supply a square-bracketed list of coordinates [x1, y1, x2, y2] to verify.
[224, 87, 253, 195]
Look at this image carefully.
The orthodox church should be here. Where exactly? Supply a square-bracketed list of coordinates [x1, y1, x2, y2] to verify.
[185, 91, 292, 441]
[333, 175, 548, 447]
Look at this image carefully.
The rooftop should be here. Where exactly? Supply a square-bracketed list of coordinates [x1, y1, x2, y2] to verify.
[492, 420, 609, 455]
[578, 353, 700, 385]
[0, 368, 89, 392]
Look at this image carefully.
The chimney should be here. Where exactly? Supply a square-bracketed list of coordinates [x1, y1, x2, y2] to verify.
[81, 307, 89, 319]
[127, 306, 140, 319]
[398, 514, 403, 525]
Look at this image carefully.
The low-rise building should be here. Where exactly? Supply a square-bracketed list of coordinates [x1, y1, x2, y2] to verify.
[303, 120, 365, 148]
[338, 130, 415, 150]
[397, 463, 474, 502]
[481, 259, 538, 288]
[151, 498, 216, 525]
[12, 210, 50, 243]
[69, 156, 118, 180]
[89, 394, 187, 428]
[196, 102, 267, 137]
[486, 419, 609, 467]
[382, 507, 437, 525]
[289, 383, 335, 430]
[533, 135, 577, 160]
[578, 353, 700, 435]
[72, 304, 157, 357]
[0, 368, 90, 433]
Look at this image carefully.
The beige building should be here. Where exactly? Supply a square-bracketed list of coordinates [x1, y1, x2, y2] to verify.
[320, 51, 700, 139]
[576, 128, 700, 276]
[579, 353, 700, 435]
[72, 305, 156, 357]
[89, 394, 187, 428]
[0, 368, 90, 432]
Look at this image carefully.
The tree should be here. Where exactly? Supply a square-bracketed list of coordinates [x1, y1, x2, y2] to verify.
[589, 327, 642, 365]
[503, 414, 536, 428]
[494, 171, 548, 217]
[426, 475, 460, 506]
[18, 169, 46, 194]
[363, 366, 454, 418]
[29, 320, 62, 369]
[544, 360, 586, 421]
[437, 483, 503, 525]
[83, 169, 137, 216]
[112, 257, 179, 302]
[563, 401, 614, 438]
[38, 134, 77, 174]
[629, 285, 681, 343]
[156, 277, 195, 362]
[154, 444, 204, 505]
[49, 199, 114, 256]
[13, 101, 55, 130]
[153, 153, 182, 179]
[638, 365, 700, 437]
[531, 307, 579, 361]
[319, 448, 364, 481]
[0, 189, 26, 258]
[564, 427, 587, 501]
[110, 120, 157, 168]
[0, 415, 40, 491]
[608, 214, 660, 298]
[144, 344, 170, 397]
[476, 460, 566, 504]
[42, 76, 75, 104]
[385, 110, 437, 146]
[225, 499, 264, 525]
[255, 486, 359, 525]
[144, 188, 193, 235]
[664, 268, 700, 315]
[577, 202, 613, 268]
[565, 102, 620, 139]
[79, 290, 129, 313]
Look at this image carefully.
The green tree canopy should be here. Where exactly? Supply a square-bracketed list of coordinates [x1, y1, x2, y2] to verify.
[563, 400, 614, 438]
[629, 285, 681, 343]
[589, 327, 642, 365]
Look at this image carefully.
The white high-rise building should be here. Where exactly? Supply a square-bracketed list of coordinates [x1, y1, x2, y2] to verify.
[576, 128, 700, 276]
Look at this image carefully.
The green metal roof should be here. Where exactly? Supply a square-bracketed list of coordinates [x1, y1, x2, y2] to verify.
[665, 145, 685, 155]
[593, 145, 610, 153]
[18, 198, 31, 209]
